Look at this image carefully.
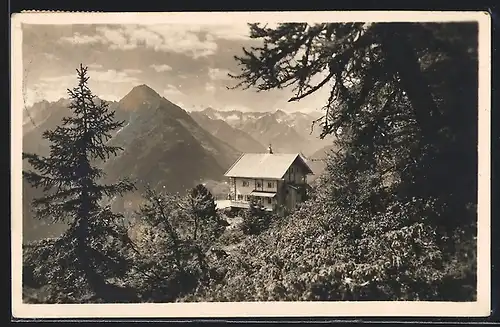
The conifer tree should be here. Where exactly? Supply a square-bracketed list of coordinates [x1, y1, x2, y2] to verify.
[181, 184, 228, 282]
[230, 22, 478, 234]
[185, 184, 227, 243]
[23, 64, 136, 302]
[128, 186, 228, 301]
[210, 22, 479, 301]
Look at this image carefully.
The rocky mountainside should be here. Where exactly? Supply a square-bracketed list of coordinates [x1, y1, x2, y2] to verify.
[21, 85, 240, 242]
[23, 98, 119, 157]
[199, 107, 267, 129]
[306, 144, 338, 182]
[21, 85, 336, 242]
[103, 84, 240, 194]
[189, 111, 266, 153]
[196, 107, 333, 156]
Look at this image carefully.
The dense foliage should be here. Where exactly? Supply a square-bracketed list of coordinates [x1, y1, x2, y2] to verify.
[231, 22, 477, 232]
[23, 22, 478, 303]
[240, 203, 273, 235]
[123, 185, 229, 302]
[192, 22, 477, 301]
[186, 179, 475, 302]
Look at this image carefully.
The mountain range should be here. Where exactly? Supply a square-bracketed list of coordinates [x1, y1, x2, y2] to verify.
[194, 107, 332, 156]
[189, 111, 266, 153]
[21, 84, 335, 242]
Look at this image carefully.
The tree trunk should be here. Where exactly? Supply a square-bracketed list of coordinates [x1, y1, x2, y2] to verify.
[378, 24, 442, 145]
[378, 24, 443, 199]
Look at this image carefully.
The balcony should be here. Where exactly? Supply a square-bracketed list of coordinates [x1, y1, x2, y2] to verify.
[216, 199, 274, 212]
[215, 200, 251, 210]
[229, 200, 250, 209]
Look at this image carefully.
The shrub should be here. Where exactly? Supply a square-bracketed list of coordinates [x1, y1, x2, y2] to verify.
[222, 207, 237, 218]
[240, 203, 272, 235]
[187, 192, 474, 302]
[124, 186, 229, 302]
[218, 227, 245, 247]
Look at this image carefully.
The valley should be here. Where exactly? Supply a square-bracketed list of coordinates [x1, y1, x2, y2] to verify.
[22, 84, 335, 242]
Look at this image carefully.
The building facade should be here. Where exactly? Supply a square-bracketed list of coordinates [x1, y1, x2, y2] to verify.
[224, 147, 313, 213]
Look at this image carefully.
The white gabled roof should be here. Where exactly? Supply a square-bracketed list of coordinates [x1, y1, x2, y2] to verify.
[224, 153, 313, 179]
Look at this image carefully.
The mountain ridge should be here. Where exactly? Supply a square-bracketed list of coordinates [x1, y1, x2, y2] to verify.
[22, 84, 240, 242]
[194, 107, 334, 156]
[22, 84, 336, 242]
[102, 84, 241, 191]
[189, 111, 266, 153]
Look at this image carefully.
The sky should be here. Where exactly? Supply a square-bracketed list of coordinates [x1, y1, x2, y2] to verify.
[22, 23, 331, 113]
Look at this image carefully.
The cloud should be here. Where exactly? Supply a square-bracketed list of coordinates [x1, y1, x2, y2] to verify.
[208, 67, 233, 80]
[59, 32, 106, 45]
[90, 69, 141, 83]
[162, 84, 183, 97]
[24, 84, 67, 107]
[222, 104, 253, 112]
[204, 24, 252, 41]
[37, 75, 75, 84]
[87, 63, 103, 69]
[205, 82, 216, 93]
[122, 68, 142, 75]
[188, 104, 208, 112]
[25, 68, 143, 106]
[98, 94, 122, 102]
[136, 25, 218, 58]
[150, 64, 173, 72]
[59, 25, 220, 59]
[96, 26, 138, 50]
[42, 53, 59, 61]
[41, 69, 140, 85]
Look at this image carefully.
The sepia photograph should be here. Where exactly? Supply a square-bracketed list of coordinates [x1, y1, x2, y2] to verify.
[11, 11, 491, 318]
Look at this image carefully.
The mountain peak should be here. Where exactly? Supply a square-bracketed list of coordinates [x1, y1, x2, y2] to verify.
[129, 84, 161, 98]
[119, 84, 163, 111]
[202, 107, 218, 114]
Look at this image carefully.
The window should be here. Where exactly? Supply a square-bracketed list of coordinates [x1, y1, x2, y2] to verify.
[267, 182, 273, 188]
[290, 167, 294, 173]
[242, 180, 249, 187]
[257, 181, 261, 188]
[237, 194, 243, 200]
[267, 198, 272, 204]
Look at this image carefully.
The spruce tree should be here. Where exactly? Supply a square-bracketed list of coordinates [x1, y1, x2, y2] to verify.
[186, 184, 227, 243]
[23, 64, 136, 302]
[183, 184, 228, 279]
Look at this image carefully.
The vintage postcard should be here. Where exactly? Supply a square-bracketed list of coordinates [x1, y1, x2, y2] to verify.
[11, 11, 491, 318]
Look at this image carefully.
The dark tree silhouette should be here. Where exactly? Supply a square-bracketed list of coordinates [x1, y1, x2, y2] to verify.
[183, 184, 228, 280]
[23, 64, 136, 302]
[185, 184, 227, 241]
[126, 185, 228, 302]
[230, 22, 478, 234]
[186, 22, 480, 302]
[127, 187, 193, 302]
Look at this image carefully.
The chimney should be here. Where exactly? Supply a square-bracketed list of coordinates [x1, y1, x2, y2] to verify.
[268, 144, 273, 154]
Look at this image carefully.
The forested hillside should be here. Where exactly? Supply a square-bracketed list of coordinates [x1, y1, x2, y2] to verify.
[22, 21, 479, 303]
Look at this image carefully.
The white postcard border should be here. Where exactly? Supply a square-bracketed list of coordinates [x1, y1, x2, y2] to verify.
[11, 10, 492, 318]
